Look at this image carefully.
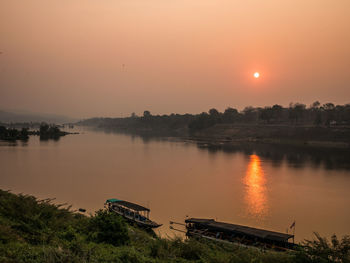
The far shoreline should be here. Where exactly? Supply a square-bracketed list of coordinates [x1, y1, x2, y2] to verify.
[82, 123, 350, 150]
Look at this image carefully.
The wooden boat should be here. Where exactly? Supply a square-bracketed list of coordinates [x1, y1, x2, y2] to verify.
[185, 218, 295, 250]
[105, 198, 162, 229]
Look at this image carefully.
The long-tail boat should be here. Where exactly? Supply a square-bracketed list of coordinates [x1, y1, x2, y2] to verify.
[184, 218, 295, 250]
[105, 198, 162, 229]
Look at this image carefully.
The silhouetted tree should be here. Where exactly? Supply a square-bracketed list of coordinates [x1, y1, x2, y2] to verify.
[188, 112, 216, 131]
[271, 104, 283, 121]
[208, 108, 219, 116]
[310, 101, 321, 109]
[143, 111, 151, 118]
[288, 103, 306, 124]
[40, 123, 49, 134]
[314, 112, 322, 126]
[322, 103, 336, 126]
[0, 126, 28, 140]
[223, 107, 239, 123]
[20, 128, 29, 139]
[259, 107, 273, 123]
[243, 106, 258, 122]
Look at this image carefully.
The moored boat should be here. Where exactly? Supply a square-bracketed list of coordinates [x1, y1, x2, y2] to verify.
[105, 198, 162, 229]
[184, 218, 295, 250]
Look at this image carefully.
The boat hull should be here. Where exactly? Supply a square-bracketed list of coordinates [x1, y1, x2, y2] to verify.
[110, 207, 162, 229]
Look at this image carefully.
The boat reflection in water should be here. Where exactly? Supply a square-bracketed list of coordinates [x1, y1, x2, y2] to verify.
[243, 154, 268, 219]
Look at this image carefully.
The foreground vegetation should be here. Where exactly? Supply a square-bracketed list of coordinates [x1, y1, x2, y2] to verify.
[1, 190, 349, 262]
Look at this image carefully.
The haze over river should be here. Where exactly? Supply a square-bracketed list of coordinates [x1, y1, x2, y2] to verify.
[1, 127, 350, 242]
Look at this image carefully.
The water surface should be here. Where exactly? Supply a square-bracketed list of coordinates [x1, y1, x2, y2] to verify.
[1, 127, 350, 241]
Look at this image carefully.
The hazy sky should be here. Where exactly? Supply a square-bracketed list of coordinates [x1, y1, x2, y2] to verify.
[1, 0, 349, 118]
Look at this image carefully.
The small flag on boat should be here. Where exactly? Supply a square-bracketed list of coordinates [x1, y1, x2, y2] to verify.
[290, 221, 296, 229]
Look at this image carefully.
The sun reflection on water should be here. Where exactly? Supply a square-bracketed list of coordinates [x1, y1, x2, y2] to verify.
[243, 154, 268, 219]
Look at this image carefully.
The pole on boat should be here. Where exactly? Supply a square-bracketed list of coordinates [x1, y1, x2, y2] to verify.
[293, 221, 296, 244]
[289, 220, 296, 244]
[169, 226, 186, 233]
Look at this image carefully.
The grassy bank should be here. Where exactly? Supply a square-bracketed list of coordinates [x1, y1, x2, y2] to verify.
[0, 190, 349, 263]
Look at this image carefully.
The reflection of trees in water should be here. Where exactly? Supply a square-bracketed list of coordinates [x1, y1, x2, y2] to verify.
[97, 127, 182, 145]
[93, 127, 350, 170]
[39, 135, 61, 141]
[202, 143, 350, 171]
[0, 141, 20, 147]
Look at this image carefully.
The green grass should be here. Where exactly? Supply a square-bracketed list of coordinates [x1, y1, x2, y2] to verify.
[0, 190, 349, 263]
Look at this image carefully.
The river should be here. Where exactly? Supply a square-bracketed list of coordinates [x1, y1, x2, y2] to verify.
[1, 127, 350, 242]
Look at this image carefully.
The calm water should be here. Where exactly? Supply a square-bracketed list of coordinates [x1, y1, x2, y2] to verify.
[1, 127, 350, 242]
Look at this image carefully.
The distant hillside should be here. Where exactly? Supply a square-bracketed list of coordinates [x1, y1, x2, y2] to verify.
[0, 110, 76, 124]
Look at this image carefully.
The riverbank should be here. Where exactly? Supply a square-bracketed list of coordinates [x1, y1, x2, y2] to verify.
[1, 190, 349, 262]
[187, 124, 350, 149]
[78, 113, 350, 149]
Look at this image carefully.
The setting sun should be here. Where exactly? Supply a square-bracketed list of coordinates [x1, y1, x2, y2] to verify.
[1, 0, 350, 257]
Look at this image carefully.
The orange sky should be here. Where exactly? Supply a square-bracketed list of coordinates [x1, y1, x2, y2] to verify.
[1, 0, 349, 118]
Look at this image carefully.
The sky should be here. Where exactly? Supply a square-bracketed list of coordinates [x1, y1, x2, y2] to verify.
[1, 0, 350, 118]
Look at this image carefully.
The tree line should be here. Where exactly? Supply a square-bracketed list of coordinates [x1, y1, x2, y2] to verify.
[189, 102, 350, 130]
[79, 102, 350, 132]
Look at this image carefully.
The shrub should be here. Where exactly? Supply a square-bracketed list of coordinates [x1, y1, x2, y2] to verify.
[88, 210, 129, 246]
[295, 232, 350, 263]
